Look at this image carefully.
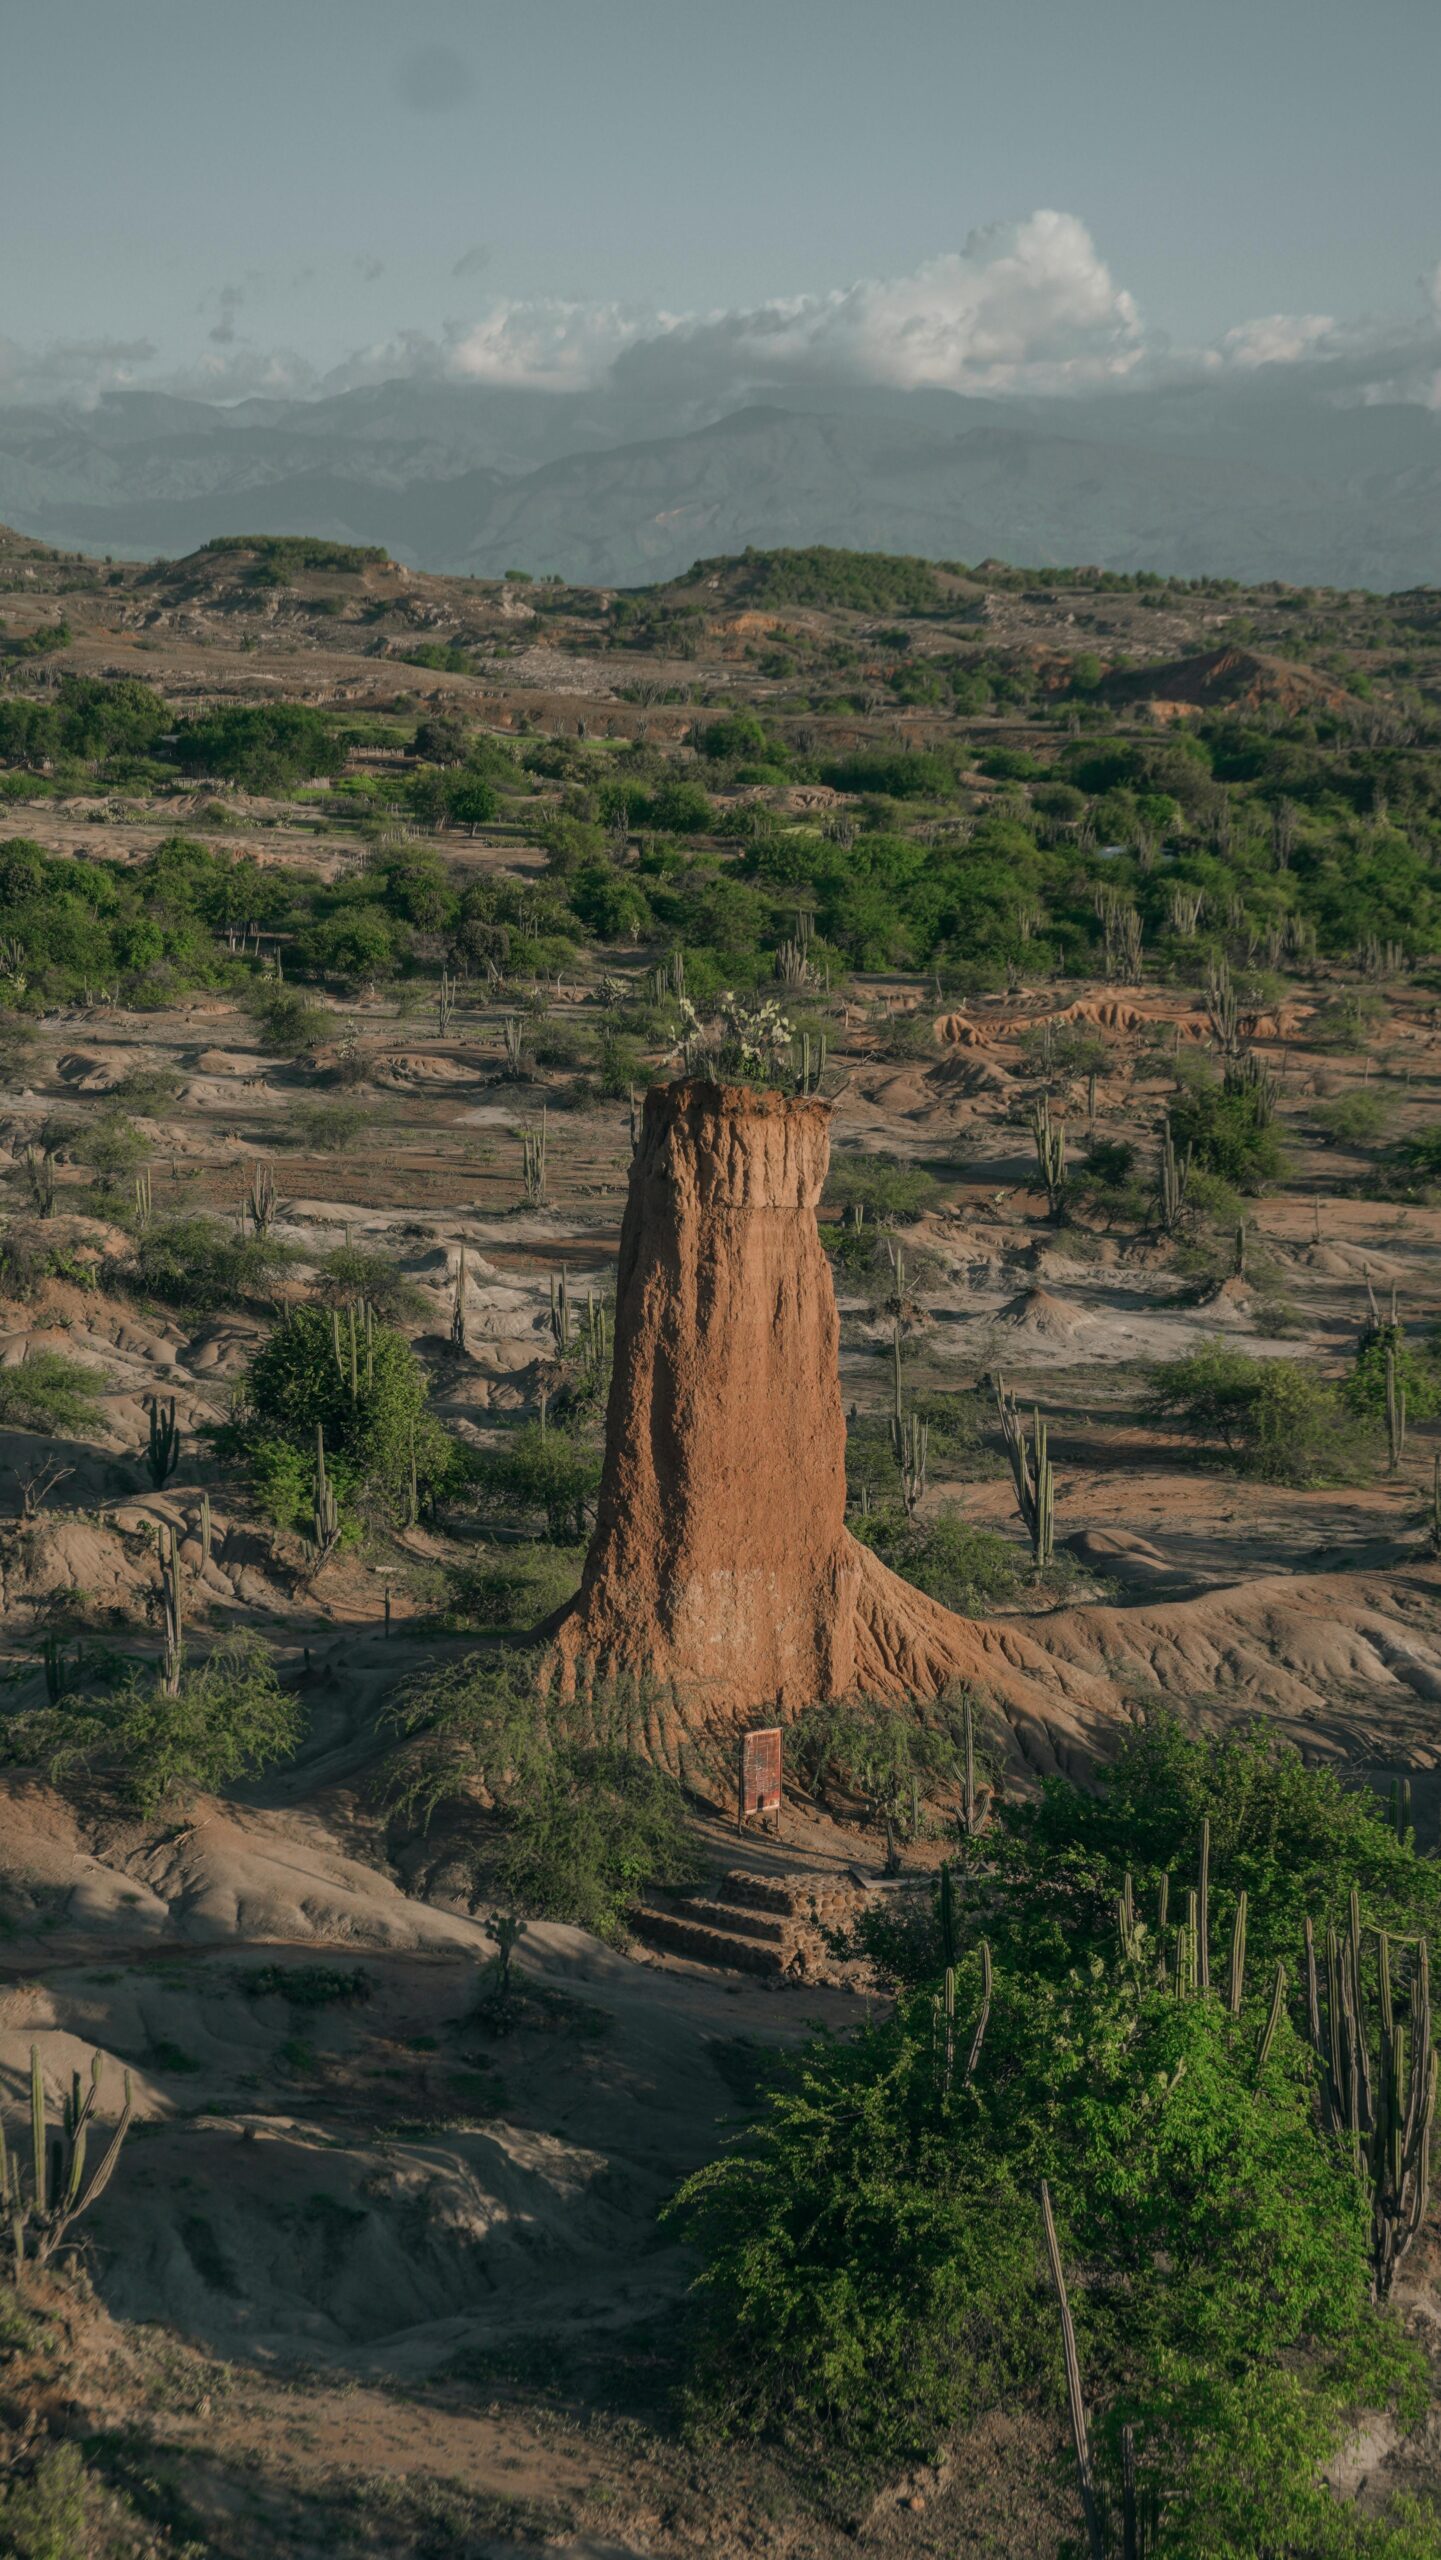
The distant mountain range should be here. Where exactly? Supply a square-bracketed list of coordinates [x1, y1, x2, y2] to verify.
[0, 374, 1436, 590]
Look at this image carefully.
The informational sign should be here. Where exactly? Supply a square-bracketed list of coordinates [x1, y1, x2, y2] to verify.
[739, 1726, 783, 1833]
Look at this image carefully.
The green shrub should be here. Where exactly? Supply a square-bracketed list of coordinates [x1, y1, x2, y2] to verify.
[445, 1545, 582, 1630]
[470, 1422, 601, 1543]
[852, 1505, 1022, 1614]
[69, 1109, 147, 1193]
[1167, 1084, 1287, 1192]
[1314, 1089, 1393, 1149]
[1346, 1326, 1441, 1423]
[241, 1963, 371, 2006]
[243, 985, 332, 1054]
[228, 1302, 453, 1527]
[0, 1350, 107, 1435]
[307, 1244, 426, 1326]
[672, 1958, 1421, 2543]
[974, 1709, 1441, 1985]
[1145, 1341, 1372, 1483]
[786, 1691, 973, 1823]
[0, 2442, 101, 2560]
[110, 1063, 185, 1110]
[277, 1097, 366, 1152]
[386, 1654, 703, 1939]
[1392, 1127, 1441, 1184]
[3, 1634, 300, 1812]
[824, 1150, 939, 1224]
[122, 1213, 294, 1313]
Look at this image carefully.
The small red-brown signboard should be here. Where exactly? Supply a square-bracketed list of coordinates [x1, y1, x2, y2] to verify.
[739, 1727, 782, 1833]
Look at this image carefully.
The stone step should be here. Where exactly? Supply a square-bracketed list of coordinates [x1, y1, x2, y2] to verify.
[719, 1868, 868, 1924]
[631, 1905, 791, 1976]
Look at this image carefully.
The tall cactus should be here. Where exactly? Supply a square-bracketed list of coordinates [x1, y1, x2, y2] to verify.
[550, 1264, 572, 1353]
[247, 1161, 280, 1236]
[522, 1113, 548, 1204]
[994, 1376, 1055, 1566]
[450, 1242, 468, 1354]
[144, 1394, 180, 1491]
[0, 2046, 133, 2276]
[310, 1424, 340, 1571]
[1156, 1123, 1191, 1236]
[1386, 1339, 1407, 1474]
[1030, 1093, 1067, 1217]
[158, 1519, 183, 1697]
[1304, 1896, 1435, 2298]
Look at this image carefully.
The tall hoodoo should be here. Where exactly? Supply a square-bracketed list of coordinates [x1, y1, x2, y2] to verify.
[549, 1078, 995, 1726]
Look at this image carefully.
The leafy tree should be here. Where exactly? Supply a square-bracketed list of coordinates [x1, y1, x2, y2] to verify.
[168, 702, 343, 792]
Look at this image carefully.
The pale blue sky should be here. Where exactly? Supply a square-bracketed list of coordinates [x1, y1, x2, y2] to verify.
[2, 0, 1438, 400]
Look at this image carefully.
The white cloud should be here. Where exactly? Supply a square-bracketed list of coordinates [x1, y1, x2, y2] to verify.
[430, 213, 1145, 399]
[0, 214, 1437, 413]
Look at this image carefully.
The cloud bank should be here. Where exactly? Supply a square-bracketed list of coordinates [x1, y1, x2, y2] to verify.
[3, 215, 1438, 413]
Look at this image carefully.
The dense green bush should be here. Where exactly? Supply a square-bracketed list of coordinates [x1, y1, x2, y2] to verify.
[122, 1214, 294, 1313]
[1146, 1341, 1372, 1483]
[852, 1505, 1022, 1613]
[1167, 1082, 1287, 1191]
[224, 1303, 453, 1528]
[673, 1959, 1421, 2547]
[168, 702, 344, 791]
[0, 1350, 107, 1435]
[676, 1716, 1439, 2546]
[468, 1422, 601, 1543]
[3, 1634, 300, 1812]
[386, 1654, 702, 1939]
[824, 1150, 940, 1224]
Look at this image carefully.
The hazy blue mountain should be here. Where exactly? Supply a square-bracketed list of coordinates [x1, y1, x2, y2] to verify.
[0, 375, 1435, 588]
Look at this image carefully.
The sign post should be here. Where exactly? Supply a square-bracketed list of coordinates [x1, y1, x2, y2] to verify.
[738, 1726, 782, 1837]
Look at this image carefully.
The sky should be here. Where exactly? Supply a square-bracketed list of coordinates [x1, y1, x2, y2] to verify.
[1, 0, 1439, 407]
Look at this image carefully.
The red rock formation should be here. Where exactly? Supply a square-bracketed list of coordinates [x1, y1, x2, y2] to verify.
[545, 1079, 1441, 1781]
[548, 1078, 1036, 1730]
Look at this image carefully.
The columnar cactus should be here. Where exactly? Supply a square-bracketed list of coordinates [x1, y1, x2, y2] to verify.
[0, 2047, 133, 2277]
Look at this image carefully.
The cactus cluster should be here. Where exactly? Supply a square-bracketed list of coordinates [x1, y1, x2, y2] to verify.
[331, 1299, 375, 1398]
[1156, 1123, 1192, 1235]
[0, 2046, 133, 2278]
[247, 1161, 281, 1236]
[1305, 1895, 1435, 2299]
[144, 1393, 180, 1490]
[994, 1376, 1055, 1566]
[522, 1112, 548, 1203]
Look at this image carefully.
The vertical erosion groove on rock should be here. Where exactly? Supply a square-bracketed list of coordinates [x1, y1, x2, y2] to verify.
[547, 1076, 996, 1726]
